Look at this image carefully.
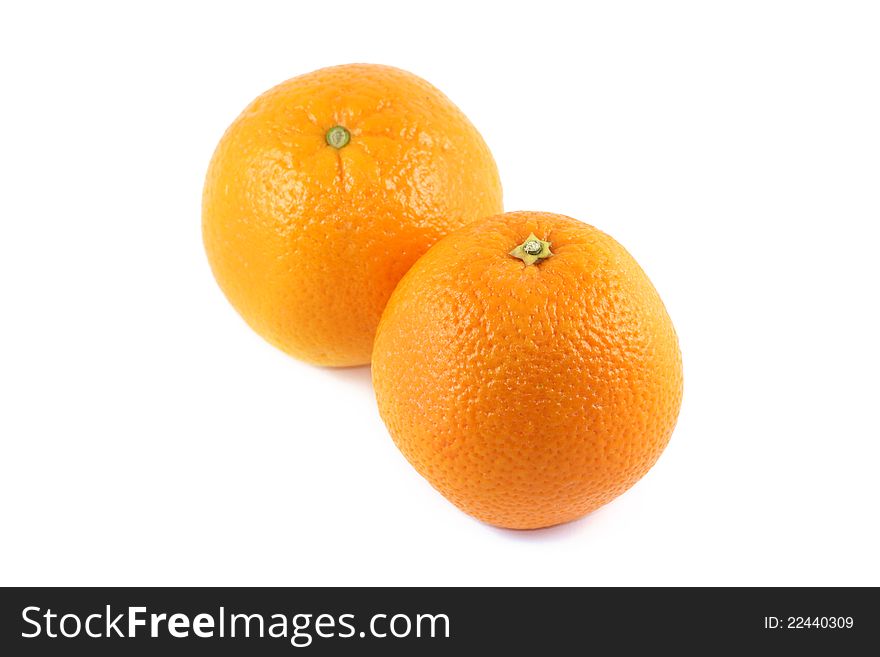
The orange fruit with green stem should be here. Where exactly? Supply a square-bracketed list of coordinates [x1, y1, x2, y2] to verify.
[372, 212, 683, 529]
[202, 64, 502, 366]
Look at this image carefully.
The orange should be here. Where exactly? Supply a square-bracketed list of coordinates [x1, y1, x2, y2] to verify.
[372, 212, 683, 529]
[202, 64, 502, 366]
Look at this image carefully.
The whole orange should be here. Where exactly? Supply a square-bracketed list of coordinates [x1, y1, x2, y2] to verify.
[372, 212, 683, 529]
[202, 64, 502, 366]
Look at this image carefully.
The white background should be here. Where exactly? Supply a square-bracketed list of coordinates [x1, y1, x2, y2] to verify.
[1, 1, 878, 586]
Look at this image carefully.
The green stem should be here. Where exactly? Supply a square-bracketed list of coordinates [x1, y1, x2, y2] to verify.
[509, 233, 553, 265]
[325, 125, 351, 149]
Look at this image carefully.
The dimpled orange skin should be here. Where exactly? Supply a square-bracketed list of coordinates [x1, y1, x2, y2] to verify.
[202, 64, 502, 366]
[372, 212, 683, 529]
